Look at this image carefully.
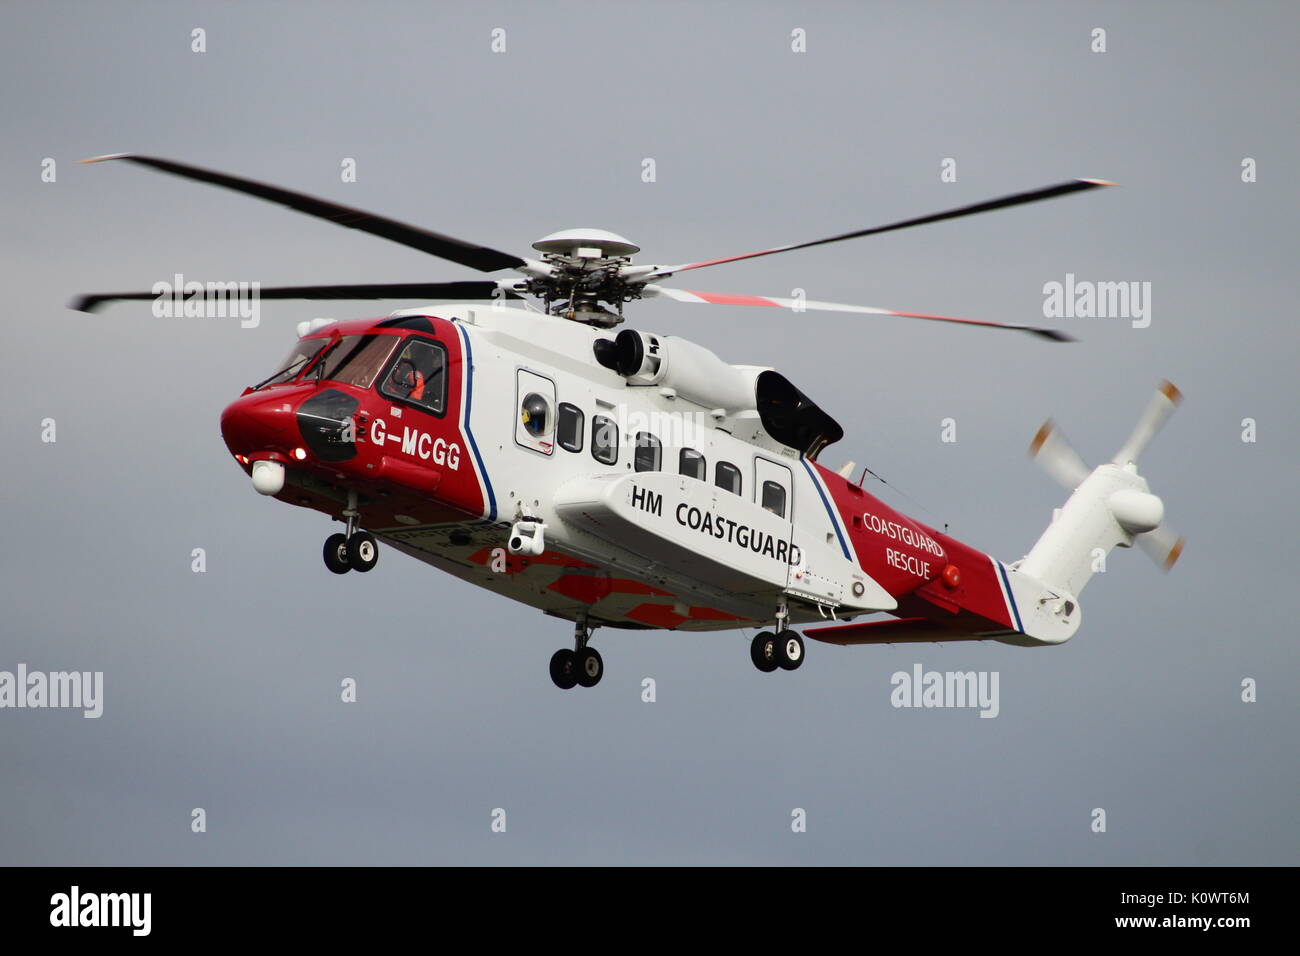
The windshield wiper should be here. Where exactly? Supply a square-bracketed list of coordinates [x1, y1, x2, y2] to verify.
[251, 337, 340, 392]
[251, 355, 311, 391]
[312, 338, 341, 384]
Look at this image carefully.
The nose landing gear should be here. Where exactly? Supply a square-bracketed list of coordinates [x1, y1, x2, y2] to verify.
[322, 490, 379, 574]
[551, 614, 603, 690]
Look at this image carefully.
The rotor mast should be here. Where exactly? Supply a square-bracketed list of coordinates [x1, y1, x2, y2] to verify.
[527, 228, 644, 327]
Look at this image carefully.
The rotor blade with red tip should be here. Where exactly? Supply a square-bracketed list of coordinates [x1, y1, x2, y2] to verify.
[1137, 526, 1186, 572]
[647, 179, 1114, 279]
[70, 281, 519, 313]
[1112, 380, 1183, 465]
[647, 286, 1073, 341]
[79, 154, 527, 273]
[1028, 419, 1091, 489]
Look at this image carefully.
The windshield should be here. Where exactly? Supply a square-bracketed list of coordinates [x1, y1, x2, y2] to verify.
[257, 338, 327, 388]
[318, 335, 400, 388]
[255, 334, 400, 391]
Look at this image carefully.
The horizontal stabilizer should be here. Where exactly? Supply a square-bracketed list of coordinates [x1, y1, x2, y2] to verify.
[805, 617, 995, 646]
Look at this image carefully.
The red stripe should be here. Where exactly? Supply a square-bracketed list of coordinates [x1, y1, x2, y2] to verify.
[687, 291, 779, 307]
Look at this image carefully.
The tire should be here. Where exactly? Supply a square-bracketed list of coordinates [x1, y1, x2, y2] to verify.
[750, 631, 779, 673]
[348, 531, 378, 572]
[323, 533, 351, 574]
[549, 649, 578, 690]
[575, 647, 604, 688]
[776, 631, 804, 671]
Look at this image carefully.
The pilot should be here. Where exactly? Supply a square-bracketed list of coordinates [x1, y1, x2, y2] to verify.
[388, 356, 425, 401]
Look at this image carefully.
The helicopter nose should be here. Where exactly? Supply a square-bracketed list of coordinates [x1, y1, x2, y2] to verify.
[220, 393, 299, 457]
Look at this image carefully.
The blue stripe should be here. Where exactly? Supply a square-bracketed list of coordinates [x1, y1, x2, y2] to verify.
[996, 561, 1024, 633]
[454, 322, 496, 522]
[802, 457, 851, 561]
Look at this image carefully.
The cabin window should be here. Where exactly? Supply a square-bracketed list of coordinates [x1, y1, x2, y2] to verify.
[634, 432, 662, 472]
[592, 415, 619, 465]
[761, 480, 787, 518]
[514, 369, 556, 455]
[521, 394, 550, 436]
[679, 448, 706, 480]
[557, 403, 584, 453]
[379, 337, 447, 414]
[715, 461, 742, 496]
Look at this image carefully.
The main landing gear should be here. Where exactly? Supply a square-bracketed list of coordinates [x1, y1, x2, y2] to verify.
[750, 602, 804, 673]
[323, 490, 379, 574]
[750, 630, 805, 672]
[550, 614, 603, 690]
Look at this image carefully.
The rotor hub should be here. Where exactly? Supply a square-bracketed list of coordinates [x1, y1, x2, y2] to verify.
[531, 228, 640, 259]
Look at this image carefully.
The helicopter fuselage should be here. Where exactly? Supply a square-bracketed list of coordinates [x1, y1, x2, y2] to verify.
[219, 304, 1036, 641]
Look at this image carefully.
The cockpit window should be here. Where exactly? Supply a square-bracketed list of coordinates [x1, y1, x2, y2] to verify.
[257, 338, 327, 388]
[379, 337, 447, 414]
[319, 335, 400, 389]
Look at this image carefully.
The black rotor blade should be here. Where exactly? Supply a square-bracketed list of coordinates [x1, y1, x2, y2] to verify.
[80, 154, 527, 273]
[651, 179, 1115, 278]
[71, 281, 519, 313]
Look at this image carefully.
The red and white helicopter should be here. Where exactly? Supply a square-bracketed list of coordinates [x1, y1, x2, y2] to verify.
[74, 155, 1183, 689]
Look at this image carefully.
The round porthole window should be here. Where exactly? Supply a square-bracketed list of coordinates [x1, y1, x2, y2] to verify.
[521, 392, 550, 437]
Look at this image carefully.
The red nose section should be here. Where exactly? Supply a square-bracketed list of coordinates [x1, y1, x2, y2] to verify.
[220, 392, 300, 457]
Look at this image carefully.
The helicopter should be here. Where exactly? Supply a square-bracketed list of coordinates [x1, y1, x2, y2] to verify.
[72, 155, 1183, 689]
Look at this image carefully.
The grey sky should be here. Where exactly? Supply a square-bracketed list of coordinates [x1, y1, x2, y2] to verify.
[1, 0, 1296, 864]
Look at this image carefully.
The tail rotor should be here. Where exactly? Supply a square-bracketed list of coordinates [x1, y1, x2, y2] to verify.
[1025, 380, 1186, 585]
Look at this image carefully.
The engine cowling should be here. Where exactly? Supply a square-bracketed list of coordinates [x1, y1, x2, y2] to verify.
[596, 329, 760, 412]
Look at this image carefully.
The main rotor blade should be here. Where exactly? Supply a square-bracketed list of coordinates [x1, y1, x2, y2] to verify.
[1028, 420, 1091, 489]
[1112, 380, 1182, 465]
[647, 286, 1073, 341]
[79, 154, 527, 273]
[648, 179, 1114, 279]
[70, 281, 518, 313]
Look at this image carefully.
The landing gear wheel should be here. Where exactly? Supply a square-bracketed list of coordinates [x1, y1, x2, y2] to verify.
[323, 533, 350, 574]
[776, 630, 805, 671]
[549, 649, 578, 690]
[575, 647, 604, 688]
[750, 631, 779, 673]
[347, 531, 378, 572]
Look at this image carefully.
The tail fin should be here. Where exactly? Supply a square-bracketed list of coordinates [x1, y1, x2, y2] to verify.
[1016, 381, 1185, 599]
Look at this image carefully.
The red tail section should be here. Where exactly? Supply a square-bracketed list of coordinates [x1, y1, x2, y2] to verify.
[806, 463, 1024, 642]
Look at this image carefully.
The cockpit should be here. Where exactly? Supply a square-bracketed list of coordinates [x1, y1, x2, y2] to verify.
[254, 333, 446, 415]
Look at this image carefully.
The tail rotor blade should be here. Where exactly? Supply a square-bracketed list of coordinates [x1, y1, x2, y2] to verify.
[1113, 380, 1182, 465]
[1028, 419, 1090, 489]
[1137, 525, 1186, 571]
